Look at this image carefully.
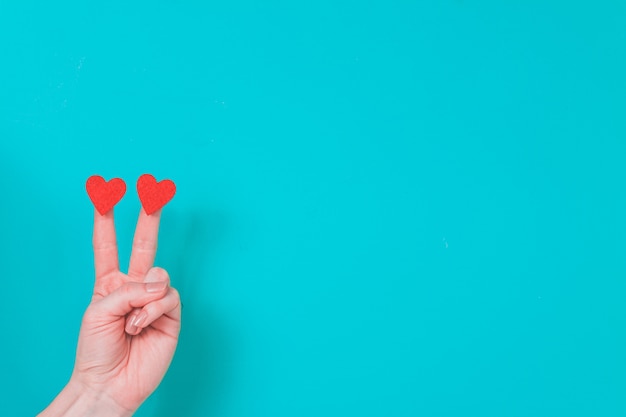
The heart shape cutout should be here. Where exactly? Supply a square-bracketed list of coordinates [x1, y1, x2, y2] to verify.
[137, 174, 176, 215]
[86, 175, 127, 215]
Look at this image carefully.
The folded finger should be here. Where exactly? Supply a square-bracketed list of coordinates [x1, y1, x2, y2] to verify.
[125, 287, 181, 335]
[126, 266, 170, 321]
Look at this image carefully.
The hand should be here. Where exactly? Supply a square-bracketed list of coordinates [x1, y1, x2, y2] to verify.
[40, 208, 181, 416]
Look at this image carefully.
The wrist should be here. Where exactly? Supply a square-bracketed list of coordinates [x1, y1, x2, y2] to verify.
[38, 378, 133, 417]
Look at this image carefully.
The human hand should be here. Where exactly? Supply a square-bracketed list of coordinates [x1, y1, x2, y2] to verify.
[40, 208, 181, 416]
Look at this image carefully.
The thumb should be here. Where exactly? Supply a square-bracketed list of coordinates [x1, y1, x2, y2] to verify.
[143, 266, 171, 286]
[90, 281, 170, 318]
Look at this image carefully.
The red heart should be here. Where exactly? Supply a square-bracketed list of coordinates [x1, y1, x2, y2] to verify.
[86, 175, 127, 215]
[137, 174, 176, 215]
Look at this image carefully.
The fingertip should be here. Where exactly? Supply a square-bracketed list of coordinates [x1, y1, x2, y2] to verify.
[145, 266, 169, 282]
[125, 309, 147, 334]
[125, 313, 139, 335]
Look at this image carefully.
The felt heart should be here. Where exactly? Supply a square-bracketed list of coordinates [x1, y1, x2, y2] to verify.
[86, 175, 127, 215]
[137, 174, 176, 215]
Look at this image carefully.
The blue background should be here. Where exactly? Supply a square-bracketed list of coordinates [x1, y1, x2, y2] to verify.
[1, 1, 626, 416]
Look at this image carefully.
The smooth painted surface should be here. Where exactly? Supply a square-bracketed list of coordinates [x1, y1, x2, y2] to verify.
[1, 1, 626, 416]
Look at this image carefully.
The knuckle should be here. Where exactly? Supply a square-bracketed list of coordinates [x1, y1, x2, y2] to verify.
[169, 288, 182, 312]
[169, 287, 180, 299]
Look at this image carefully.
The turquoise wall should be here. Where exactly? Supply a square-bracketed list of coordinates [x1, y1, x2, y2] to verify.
[1, 1, 626, 416]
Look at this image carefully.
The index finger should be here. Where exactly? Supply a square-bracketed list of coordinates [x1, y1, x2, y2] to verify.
[127, 208, 162, 280]
[93, 209, 120, 280]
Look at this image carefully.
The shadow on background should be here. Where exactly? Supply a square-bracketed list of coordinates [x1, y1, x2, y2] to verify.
[155, 209, 232, 416]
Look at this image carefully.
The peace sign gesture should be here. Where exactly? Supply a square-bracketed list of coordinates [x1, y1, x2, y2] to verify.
[40, 206, 181, 417]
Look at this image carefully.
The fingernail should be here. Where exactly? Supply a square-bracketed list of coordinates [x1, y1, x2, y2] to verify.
[133, 311, 148, 328]
[146, 281, 168, 293]
[126, 314, 139, 334]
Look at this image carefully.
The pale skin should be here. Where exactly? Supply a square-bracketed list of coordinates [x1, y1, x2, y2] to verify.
[39, 207, 182, 417]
